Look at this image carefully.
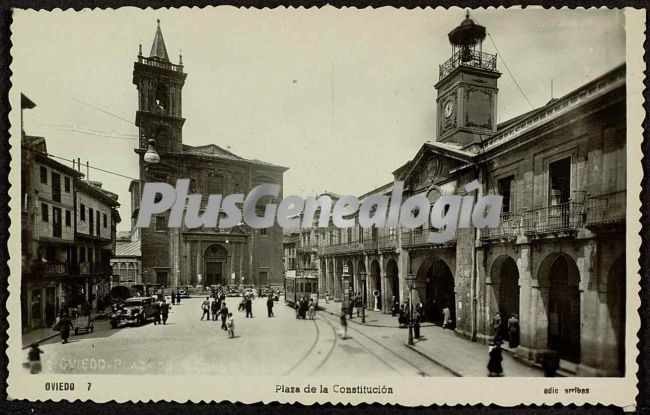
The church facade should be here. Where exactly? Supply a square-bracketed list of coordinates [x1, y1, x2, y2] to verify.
[316, 14, 626, 376]
[129, 21, 287, 290]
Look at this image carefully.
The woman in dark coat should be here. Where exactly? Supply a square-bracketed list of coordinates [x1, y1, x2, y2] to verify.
[487, 339, 504, 377]
[58, 314, 74, 344]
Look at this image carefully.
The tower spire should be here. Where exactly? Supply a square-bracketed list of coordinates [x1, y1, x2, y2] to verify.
[149, 19, 170, 61]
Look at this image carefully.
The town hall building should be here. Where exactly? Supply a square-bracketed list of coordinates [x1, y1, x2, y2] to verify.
[315, 13, 626, 376]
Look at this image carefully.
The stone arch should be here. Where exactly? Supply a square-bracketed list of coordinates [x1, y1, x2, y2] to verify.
[488, 255, 520, 336]
[416, 256, 455, 326]
[345, 258, 355, 293]
[538, 252, 581, 363]
[357, 258, 367, 307]
[385, 258, 399, 306]
[335, 259, 343, 301]
[203, 244, 229, 287]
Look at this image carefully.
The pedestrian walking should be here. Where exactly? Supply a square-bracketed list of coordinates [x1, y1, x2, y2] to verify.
[487, 339, 504, 377]
[391, 296, 398, 317]
[245, 296, 253, 318]
[153, 300, 162, 325]
[161, 301, 170, 324]
[56, 313, 74, 344]
[267, 294, 274, 317]
[442, 306, 452, 329]
[356, 293, 362, 317]
[508, 313, 520, 348]
[348, 296, 354, 320]
[200, 297, 210, 321]
[492, 311, 502, 339]
[218, 303, 229, 331]
[339, 306, 348, 339]
[226, 312, 235, 338]
[325, 291, 330, 304]
[176, 291, 181, 304]
[171, 292, 176, 305]
[308, 299, 316, 320]
[27, 343, 43, 374]
[211, 298, 220, 321]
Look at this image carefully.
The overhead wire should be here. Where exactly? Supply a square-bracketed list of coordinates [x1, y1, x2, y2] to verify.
[487, 32, 535, 110]
[24, 147, 140, 182]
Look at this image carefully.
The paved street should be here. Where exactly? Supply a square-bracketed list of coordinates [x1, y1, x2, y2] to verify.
[28, 297, 454, 377]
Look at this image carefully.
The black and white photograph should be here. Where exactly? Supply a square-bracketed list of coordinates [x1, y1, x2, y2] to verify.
[6, 6, 644, 406]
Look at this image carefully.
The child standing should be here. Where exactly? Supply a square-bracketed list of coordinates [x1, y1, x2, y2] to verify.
[226, 312, 235, 338]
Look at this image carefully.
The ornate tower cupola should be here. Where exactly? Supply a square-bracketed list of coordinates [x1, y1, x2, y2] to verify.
[133, 19, 187, 156]
[435, 12, 501, 149]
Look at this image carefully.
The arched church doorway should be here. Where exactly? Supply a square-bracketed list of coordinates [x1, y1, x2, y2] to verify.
[547, 254, 581, 363]
[204, 244, 229, 287]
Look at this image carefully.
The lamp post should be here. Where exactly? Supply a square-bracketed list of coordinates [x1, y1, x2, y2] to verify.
[360, 271, 366, 324]
[406, 272, 416, 346]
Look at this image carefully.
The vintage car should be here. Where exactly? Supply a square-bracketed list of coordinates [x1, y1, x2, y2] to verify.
[110, 297, 156, 328]
[178, 287, 190, 298]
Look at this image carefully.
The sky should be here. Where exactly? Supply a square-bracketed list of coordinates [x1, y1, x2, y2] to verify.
[12, 7, 625, 231]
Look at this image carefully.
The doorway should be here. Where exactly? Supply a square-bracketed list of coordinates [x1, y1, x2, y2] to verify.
[548, 255, 581, 363]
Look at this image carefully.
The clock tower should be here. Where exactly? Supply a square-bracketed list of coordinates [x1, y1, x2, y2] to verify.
[434, 12, 501, 149]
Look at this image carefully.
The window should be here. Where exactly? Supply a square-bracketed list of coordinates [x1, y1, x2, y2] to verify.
[64, 177, 70, 193]
[41, 203, 48, 222]
[260, 228, 267, 236]
[347, 228, 352, 242]
[51, 172, 61, 202]
[65, 210, 71, 227]
[40, 166, 47, 184]
[96, 211, 100, 236]
[80, 203, 86, 221]
[498, 176, 515, 213]
[89, 208, 94, 235]
[103, 213, 108, 228]
[155, 216, 166, 232]
[79, 246, 86, 263]
[549, 157, 571, 205]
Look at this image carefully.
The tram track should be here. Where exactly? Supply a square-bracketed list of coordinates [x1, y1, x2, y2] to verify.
[318, 308, 459, 377]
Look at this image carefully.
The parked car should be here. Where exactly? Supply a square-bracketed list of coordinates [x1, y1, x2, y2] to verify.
[226, 288, 240, 297]
[110, 297, 156, 328]
[178, 287, 190, 298]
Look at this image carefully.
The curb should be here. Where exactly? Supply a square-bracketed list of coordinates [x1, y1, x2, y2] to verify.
[404, 342, 464, 377]
[317, 307, 436, 329]
[22, 312, 109, 350]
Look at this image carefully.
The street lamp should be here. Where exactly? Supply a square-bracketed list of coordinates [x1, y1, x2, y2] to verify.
[143, 137, 160, 164]
[360, 272, 366, 324]
[406, 272, 416, 346]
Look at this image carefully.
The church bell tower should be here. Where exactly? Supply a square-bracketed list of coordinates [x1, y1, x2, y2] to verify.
[133, 19, 187, 156]
[435, 12, 501, 148]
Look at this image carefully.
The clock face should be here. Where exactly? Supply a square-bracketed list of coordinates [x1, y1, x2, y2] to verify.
[444, 100, 454, 118]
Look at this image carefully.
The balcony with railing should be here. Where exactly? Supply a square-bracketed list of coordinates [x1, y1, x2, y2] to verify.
[585, 191, 626, 228]
[73, 261, 112, 276]
[137, 55, 184, 73]
[480, 212, 521, 241]
[521, 202, 585, 237]
[401, 229, 456, 248]
[377, 235, 397, 251]
[439, 49, 497, 79]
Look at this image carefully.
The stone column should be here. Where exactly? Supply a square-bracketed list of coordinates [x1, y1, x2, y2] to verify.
[379, 253, 386, 312]
[515, 243, 542, 361]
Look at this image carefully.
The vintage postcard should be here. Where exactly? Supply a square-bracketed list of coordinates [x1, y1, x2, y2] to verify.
[5, 6, 644, 407]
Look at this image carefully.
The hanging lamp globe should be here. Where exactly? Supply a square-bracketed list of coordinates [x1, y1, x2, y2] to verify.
[144, 138, 160, 164]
